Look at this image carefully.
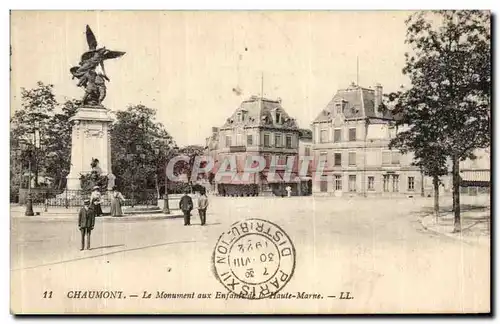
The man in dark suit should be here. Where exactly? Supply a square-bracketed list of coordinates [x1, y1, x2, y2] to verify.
[179, 191, 193, 226]
[78, 199, 96, 250]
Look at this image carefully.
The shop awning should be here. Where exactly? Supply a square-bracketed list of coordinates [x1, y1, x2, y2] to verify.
[460, 170, 490, 182]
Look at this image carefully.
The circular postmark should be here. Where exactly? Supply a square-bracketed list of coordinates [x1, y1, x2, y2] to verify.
[212, 218, 296, 300]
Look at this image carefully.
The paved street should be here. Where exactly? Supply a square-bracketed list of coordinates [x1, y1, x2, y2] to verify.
[11, 195, 490, 314]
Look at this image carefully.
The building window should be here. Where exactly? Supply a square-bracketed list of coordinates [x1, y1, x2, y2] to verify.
[368, 176, 375, 190]
[320, 179, 328, 192]
[334, 129, 342, 142]
[275, 134, 282, 147]
[236, 133, 243, 145]
[392, 175, 399, 192]
[286, 135, 292, 149]
[349, 128, 356, 141]
[334, 175, 342, 191]
[304, 147, 311, 157]
[263, 154, 271, 168]
[247, 135, 253, 145]
[408, 176, 415, 191]
[320, 152, 328, 165]
[392, 152, 401, 165]
[383, 175, 390, 192]
[275, 112, 281, 124]
[382, 152, 391, 165]
[264, 134, 270, 147]
[280, 155, 288, 165]
[336, 103, 342, 115]
[320, 129, 328, 143]
[225, 135, 232, 147]
[348, 175, 356, 192]
[237, 113, 242, 122]
[348, 152, 356, 166]
[334, 153, 342, 166]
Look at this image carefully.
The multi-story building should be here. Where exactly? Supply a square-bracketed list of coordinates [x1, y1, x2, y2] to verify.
[206, 95, 311, 196]
[311, 82, 422, 196]
[298, 128, 313, 195]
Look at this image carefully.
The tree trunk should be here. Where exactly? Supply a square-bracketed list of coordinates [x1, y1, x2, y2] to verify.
[155, 174, 160, 199]
[421, 170, 425, 197]
[34, 156, 39, 187]
[452, 156, 461, 232]
[433, 175, 440, 223]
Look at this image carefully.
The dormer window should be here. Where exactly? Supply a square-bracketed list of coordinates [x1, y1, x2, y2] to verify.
[275, 111, 282, 124]
[237, 110, 247, 122]
[335, 100, 347, 115]
[335, 103, 342, 115]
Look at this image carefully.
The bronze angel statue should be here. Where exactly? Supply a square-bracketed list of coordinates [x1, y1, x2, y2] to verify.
[70, 25, 125, 106]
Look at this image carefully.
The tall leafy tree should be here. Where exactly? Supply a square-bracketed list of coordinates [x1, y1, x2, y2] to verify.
[388, 110, 448, 218]
[11, 82, 57, 187]
[111, 105, 175, 198]
[176, 145, 207, 185]
[44, 99, 80, 189]
[390, 11, 490, 232]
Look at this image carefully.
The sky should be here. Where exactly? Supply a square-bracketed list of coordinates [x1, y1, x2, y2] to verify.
[10, 11, 413, 146]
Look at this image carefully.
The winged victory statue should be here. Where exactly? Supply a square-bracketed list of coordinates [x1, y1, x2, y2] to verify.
[70, 25, 126, 106]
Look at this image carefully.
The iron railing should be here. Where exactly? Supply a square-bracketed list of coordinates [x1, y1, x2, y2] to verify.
[17, 188, 159, 208]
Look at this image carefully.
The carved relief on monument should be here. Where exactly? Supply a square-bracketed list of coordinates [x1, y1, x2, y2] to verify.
[84, 124, 104, 138]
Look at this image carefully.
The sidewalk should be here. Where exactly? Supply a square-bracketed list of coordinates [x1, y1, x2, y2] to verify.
[420, 206, 491, 246]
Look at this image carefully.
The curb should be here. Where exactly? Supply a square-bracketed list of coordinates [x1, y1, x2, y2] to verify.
[419, 215, 489, 246]
[12, 213, 184, 222]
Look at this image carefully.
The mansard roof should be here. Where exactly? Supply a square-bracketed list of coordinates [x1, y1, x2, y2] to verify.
[313, 83, 396, 123]
[221, 96, 299, 130]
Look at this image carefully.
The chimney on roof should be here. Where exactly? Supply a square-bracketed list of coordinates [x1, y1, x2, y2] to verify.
[374, 83, 383, 114]
[212, 127, 219, 134]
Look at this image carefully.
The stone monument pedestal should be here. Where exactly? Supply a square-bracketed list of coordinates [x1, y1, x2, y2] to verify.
[66, 106, 115, 191]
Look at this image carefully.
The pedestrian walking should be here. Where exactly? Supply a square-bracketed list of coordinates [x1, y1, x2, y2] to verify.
[110, 186, 125, 217]
[179, 190, 193, 226]
[90, 186, 103, 217]
[286, 185, 292, 197]
[198, 190, 209, 226]
[78, 199, 95, 251]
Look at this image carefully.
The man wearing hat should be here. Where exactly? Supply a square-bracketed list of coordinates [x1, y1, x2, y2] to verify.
[78, 199, 96, 250]
[179, 190, 193, 226]
[90, 186, 102, 217]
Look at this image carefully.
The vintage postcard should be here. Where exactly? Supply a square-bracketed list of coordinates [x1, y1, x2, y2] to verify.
[10, 10, 491, 314]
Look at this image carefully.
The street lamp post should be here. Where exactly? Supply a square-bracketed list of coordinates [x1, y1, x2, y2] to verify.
[163, 145, 178, 214]
[23, 125, 40, 216]
[25, 149, 34, 216]
[126, 152, 135, 207]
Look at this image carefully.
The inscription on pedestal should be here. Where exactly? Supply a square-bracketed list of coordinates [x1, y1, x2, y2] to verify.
[84, 124, 104, 138]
